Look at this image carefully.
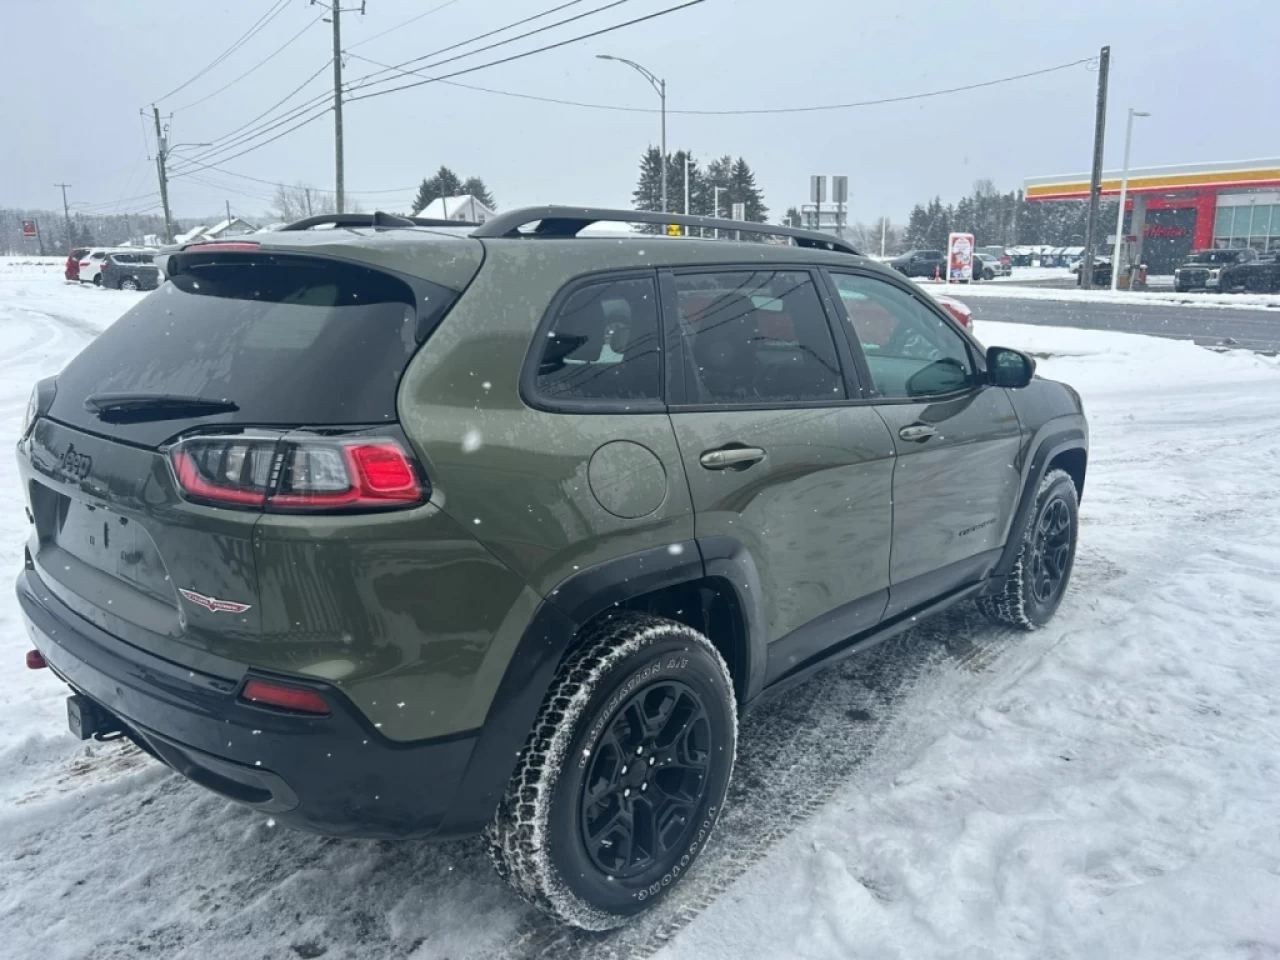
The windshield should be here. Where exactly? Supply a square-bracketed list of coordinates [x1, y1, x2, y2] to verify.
[47, 254, 451, 443]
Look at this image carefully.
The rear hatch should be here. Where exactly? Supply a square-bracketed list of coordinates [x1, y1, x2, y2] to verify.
[22, 240, 480, 673]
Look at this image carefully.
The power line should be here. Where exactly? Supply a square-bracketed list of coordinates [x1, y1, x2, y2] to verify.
[168, 59, 334, 171]
[347, 0, 467, 50]
[346, 0, 707, 106]
[153, 0, 292, 103]
[348, 52, 1097, 116]
[174, 11, 328, 112]
[346, 0, 594, 86]
[168, 154, 417, 196]
[173, 0, 630, 171]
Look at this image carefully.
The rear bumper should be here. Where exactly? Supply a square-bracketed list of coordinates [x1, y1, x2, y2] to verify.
[16, 567, 482, 839]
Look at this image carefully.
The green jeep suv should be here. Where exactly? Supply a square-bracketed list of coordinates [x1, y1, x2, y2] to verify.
[16, 208, 1087, 929]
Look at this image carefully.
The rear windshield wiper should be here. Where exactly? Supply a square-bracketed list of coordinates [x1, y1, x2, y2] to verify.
[84, 392, 239, 423]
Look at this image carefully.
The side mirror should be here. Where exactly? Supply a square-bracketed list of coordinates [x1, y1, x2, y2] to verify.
[986, 346, 1036, 388]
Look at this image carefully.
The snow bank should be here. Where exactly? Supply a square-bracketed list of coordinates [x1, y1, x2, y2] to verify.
[917, 275, 1280, 311]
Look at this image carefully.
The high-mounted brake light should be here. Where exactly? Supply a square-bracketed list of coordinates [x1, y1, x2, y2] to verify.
[184, 241, 260, 252]
[240, 679, 330, 716]
[168, 435, 425, 512]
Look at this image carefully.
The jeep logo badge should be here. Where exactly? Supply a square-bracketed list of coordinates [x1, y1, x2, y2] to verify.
[57, 444, 93, 481]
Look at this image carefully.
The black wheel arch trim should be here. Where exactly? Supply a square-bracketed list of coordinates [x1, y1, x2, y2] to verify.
[441, 536, 766, 836]
[994, 428, 1086, 579]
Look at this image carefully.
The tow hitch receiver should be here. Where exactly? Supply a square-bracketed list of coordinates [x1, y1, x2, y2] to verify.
[67, 694, 122, 741]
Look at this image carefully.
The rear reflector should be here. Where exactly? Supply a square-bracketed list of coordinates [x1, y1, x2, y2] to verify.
[240, 679, 330, 716]
[26, 650, 47, 670]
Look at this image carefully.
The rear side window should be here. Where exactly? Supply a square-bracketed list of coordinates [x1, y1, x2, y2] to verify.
[535, 276, 661, 403]
[674, 270, 843, 404]
[53, 255, 450, 428]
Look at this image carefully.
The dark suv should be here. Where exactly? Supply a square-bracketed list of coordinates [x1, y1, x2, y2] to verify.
[889, 248, 946, 277]
[16, 208, 1087, 930]
[99, 251, 162, 291]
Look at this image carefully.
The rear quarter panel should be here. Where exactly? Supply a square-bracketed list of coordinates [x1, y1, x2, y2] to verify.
[397, 243, 695, 596]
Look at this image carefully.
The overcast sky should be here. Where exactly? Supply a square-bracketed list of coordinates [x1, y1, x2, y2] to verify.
[3, 0, 1278, 224]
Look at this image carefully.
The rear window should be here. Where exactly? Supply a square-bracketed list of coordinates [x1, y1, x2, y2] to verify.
[53, 254, 451, 431]
[112, 253, 154, 264]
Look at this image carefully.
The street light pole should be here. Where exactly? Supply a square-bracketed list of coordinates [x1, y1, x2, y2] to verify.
[1111, 107, 1151, 291]
[713, 186, 724, 239]
[597, 54, 667, 214]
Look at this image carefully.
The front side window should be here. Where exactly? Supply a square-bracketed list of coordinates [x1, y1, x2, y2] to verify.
[830, 272, 976, 399]
[674, 269, 843, 404]
[535, 276, 660, 402]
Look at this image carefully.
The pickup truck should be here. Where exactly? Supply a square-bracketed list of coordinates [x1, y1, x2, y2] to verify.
[1174, 248, 1256, 292]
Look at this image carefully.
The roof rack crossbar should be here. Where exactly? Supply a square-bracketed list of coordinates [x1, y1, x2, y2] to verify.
[280, 212, 479, 231]
[470, 206, 860, 255]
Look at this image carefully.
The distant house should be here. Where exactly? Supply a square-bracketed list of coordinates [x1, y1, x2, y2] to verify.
[416, 196, 495, 224]
[173, 217, 260, 245]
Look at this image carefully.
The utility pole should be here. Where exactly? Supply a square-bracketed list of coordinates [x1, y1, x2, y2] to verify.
[1079, 45, 1110, 290]
[225, 199, 233, 227]
[881, 218, 887, 258]
[331, 2, 345, 213]
[54, 183, 74, 252]
[152, 106, 174, 243]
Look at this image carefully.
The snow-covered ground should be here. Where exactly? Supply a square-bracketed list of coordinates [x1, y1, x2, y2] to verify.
[990, 265, 1074, 283]
[2, 263, 1280, 959]
[917, 274, 1280, 310]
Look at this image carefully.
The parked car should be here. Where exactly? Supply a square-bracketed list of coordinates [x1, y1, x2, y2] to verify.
[977, 246, 1013, 272]
[100, 252, 162, 291]
[889, 248, 946, 278]
[1218, 251, 1280, 294]
[18, 207, 1086, 930]
[64, 247, 90, 282]
[975, 253, 1009, 280]
[76, 248, 130, 286]
[1174, 248, 1257, 292]
[1075, 257, 1112, 287]
[933, 293, 975, 331]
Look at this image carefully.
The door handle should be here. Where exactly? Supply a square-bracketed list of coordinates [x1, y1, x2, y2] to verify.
[898, 424, 937, 442]
[700, 446, 766, 470]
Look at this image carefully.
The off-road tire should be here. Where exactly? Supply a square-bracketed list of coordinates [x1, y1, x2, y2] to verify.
[977, 468, 1079, 630]
[484, 612, 737, 930]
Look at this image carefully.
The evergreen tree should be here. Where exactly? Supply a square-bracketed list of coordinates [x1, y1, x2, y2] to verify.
[632, 147, 665, 214]
[462, 176, 497, 210]
[782, 207, 802, 228]
[411, 166, 464, 214]
[728, 157, 767, 224]
[666, 150, 706, 219]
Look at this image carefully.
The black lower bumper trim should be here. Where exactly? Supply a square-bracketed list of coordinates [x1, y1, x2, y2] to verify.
[17, 568, 479, 839]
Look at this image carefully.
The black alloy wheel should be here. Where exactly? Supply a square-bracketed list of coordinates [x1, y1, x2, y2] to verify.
[1029, 495, 1072, 605]
[579, 680, 712, 879]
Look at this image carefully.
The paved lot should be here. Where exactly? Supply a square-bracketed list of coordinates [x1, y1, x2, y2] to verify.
[969, 294, 1280, 352]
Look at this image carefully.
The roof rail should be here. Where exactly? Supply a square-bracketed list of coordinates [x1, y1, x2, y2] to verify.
[470, 206, 860, 255]
[279, 211, 479, 231]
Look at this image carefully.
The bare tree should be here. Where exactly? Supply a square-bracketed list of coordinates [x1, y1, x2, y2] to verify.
[270, 183, 361, 222]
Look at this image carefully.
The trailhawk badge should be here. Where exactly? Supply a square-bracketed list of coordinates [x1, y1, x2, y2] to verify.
[179, 588, 252, 614]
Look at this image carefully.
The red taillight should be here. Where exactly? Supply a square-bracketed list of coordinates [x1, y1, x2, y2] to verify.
[240, 679, 330, 715]
[169, 435, 424, 512]
[26, 649, 47, 670]
[185, 241, 260, 253]
[79, 261, 90, 268]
